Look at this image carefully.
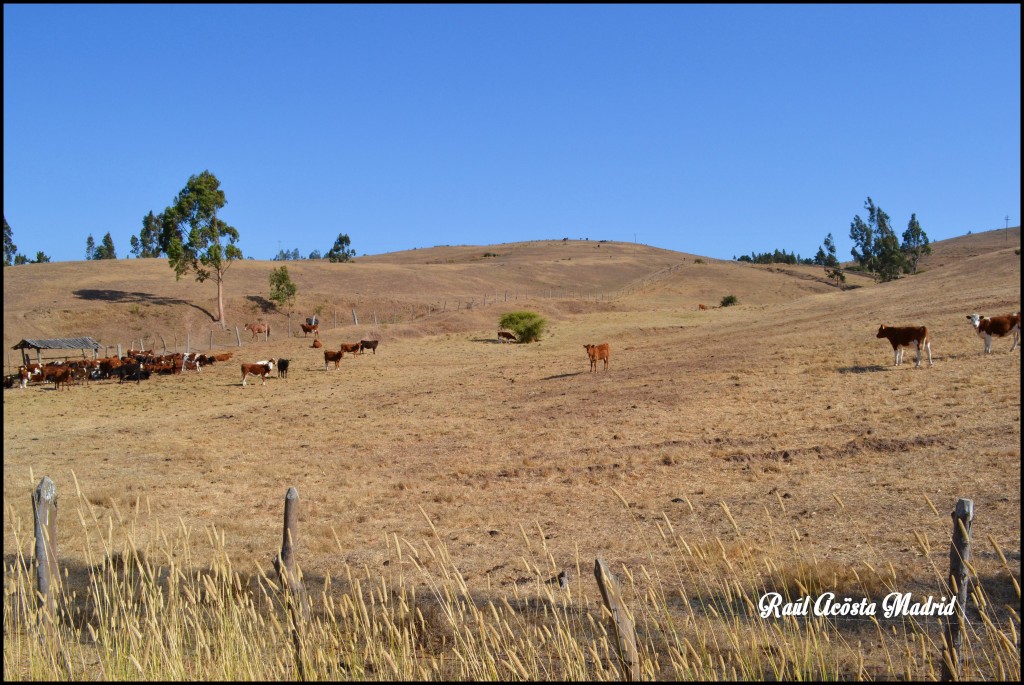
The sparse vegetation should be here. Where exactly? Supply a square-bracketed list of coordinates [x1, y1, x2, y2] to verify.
[720, 294, 739, 307]
[2, 232, 1020, 681]
[499, 310, 547, 342]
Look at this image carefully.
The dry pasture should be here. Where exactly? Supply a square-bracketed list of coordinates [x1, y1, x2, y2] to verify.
[3, 232, 1020, 678]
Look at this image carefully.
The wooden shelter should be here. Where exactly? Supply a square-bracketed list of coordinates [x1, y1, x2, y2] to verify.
[12, 337, 103, 366]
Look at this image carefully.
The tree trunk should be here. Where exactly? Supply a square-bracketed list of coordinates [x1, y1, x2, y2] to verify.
[216, 269, 227, 329]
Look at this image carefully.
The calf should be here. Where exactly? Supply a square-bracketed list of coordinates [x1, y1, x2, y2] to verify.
[241, 359, 275, 386]
[312, 339, 323, 349]
[876, 324, 933, 368]
[277, 358, 290, 379]
[497, 331, 516, 343]
[49, 367, 73, 391]
[359, 339, 380, 354]
[584, 343, 611, 372]
[339, 342, 362, 357]
[698, 304, 708, 311]
[324, 349, 343, 370]
[300, 323, 319, 337]
[967, 312, 1020, 354]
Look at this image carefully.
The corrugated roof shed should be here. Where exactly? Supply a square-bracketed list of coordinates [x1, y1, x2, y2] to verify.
[12, 338, 102, 351]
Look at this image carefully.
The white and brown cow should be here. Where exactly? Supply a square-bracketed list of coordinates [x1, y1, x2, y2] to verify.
[241, 359, 275, 386]
[967, 312, 1020, 354]
[876, 324, 933, 368]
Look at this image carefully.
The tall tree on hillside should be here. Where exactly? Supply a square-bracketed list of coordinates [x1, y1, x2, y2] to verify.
[131, 211, 163, 258]
[85, 234, 96, 260]
[901, 213, 931, 274]
[326, 233, 355, 262]
[849, 196, 908, 281]
[3, 216, 15, 266]
[818, 232, 845, 286]
[162, 171, 242, 327]
[34, 251, 51, 263]
[93, 232, 117, 260]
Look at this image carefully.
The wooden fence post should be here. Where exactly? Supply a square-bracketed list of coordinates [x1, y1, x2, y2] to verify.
[274, 487, 308, 680]
[185, 333, 190, 354]
[235, 326, 241, 347]
[32, 477, 59, 630]
[209, 330, 214, 350]
[352, 309, 358, 326]
[941, 498, 974, 682]
[595, 557, 640, 681]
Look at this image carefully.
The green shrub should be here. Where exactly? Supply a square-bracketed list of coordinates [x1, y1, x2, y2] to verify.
[499, 311, 547, 343]
[720, 294, 739, 307]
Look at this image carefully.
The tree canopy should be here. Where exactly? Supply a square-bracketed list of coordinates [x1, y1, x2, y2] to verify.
[159, 171, 242, 326]
[326, 233, 356, 262]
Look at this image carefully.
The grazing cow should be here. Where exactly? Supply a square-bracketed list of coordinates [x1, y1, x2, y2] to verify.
[584, 343, 611, 372]
[876, 324, 933, 368]
[497, 331, 517, 343]
[213, 352, 234, 362]
[277, 358, 290, 379]
[359, 339, 379, 354]
[300, 322, 319, 338]
[241, 359, 275, 386]
[967, 312, 1020, 354]
[324, 349, 344, 370]
[339, 342, 362, 357]
[698, 304, 708, 311]
[244, 322, 270, 341]
[312, 339, 323, 349]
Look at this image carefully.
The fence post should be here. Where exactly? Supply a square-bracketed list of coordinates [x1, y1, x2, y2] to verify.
[594, 557, 640, 681]
[352, 309, 358, 326]
[159, 334, 167, 354]
[32, 477, 59, 630]
[185, 333, 190, 354]
[209, 330, 214, 350]
[274, 487, 308, 680]
[235, 326, 241, 347]
[941, 498, 974, 682]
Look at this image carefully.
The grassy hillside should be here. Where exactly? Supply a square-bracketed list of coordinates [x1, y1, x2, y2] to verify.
[3, 228, 1020, 680]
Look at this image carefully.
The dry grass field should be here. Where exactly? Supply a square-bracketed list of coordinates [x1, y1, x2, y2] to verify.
[3, 230, 1020, 680]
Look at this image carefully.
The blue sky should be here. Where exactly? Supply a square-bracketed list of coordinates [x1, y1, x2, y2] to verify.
[4, 4, 1020, 263]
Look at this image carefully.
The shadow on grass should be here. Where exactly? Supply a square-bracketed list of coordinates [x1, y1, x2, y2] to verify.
[541, 372, 584, 380]
[74, 289, 215, 321]
[836, 365, 888, 374]
[470, 337, 515, 345]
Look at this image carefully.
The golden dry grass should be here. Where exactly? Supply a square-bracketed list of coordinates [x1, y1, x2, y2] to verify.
[3, 231, 1020, 679]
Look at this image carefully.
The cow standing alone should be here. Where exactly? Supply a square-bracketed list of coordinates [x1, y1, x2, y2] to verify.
[584, 343, 611, 372]
[967, 312, 1020, 353]
[876, 324, 933, 368]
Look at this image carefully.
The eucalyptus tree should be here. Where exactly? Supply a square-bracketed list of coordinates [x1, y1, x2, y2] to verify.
[161, 171, 242, 327]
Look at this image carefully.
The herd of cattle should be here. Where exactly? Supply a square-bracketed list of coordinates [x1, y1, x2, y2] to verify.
[4, 310, 1020, 390]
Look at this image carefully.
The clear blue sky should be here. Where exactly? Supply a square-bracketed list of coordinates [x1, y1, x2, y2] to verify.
[4, 4, 1020, 263]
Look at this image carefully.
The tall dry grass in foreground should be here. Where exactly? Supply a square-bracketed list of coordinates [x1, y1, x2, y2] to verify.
[4, 477, 1020, 681]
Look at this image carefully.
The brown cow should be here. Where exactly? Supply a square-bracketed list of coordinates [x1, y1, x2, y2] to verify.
[339, 342, 362, 357]
[241, 359, 275, 386]
[300, 322, 319, 338]
[324, 348, 343, 370]
[584, 343, 611, 372]
[967, 312, 1020, 353]
[244, 322, 270, 341]
[876, 325, 933, 368]
[698, 304, 708, 311]
[312, 339, 323, 349]
[497, 331, 517, 343]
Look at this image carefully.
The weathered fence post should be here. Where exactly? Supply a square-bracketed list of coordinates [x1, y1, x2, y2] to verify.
[117, 344, 122, 359]
[595, 557, 640, 681]
[274, 487, 308, 680]
[941, 498, 974, 682]
[352, 309, 358, 326]
[235, 326, 241, 347]
[158, 333, 167, 354]
[185, 332, 190, 354]
[209, 330, 214, 350]
[32, 477, 59, 630]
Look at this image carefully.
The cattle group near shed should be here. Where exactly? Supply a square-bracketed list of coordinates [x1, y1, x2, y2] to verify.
[967, 311, 1020, 354]
[876, 324, 933, 368]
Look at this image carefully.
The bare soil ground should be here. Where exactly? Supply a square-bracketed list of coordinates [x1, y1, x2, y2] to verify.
[3, 230, 1020, 674]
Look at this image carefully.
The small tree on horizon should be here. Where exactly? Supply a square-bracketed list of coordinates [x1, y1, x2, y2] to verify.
[3, 216, 16, 267]
[326, 233, 355, 262]
[901, 213, 931, 274]
[269, 264, 298, 312]
[85, 234, 96, 260]
[93, 232, 117, 260]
